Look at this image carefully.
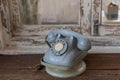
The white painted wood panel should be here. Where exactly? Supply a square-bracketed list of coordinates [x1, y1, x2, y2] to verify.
[92, 0, 101, 36]
[80, 0, 92, 35]
[38, 0, 80, 24]
[0, 0, 12, 50]
[0, 15, 3, 49]
[1, 0, 120, 54]
[19, 0, 80, 25]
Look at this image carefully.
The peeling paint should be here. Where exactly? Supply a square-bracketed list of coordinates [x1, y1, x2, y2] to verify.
[9, 0, 21, 30]
[80, 0, 92, 35]
[0, 41, 1, 49]
[0, 0, 11, 30]
[1, 0, 120, 54]
[91, 37, 120, 46]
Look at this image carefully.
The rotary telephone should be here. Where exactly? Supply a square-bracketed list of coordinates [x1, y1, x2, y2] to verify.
[42, 29, 91, 67]
[46, 29, 91, 54]
[41, 29, 91, 78]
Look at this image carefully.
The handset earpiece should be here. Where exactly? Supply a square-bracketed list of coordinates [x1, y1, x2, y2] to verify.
[77, 38, 91, 51]
[47, 32, 57, 43]
[47, 32, 62, 47]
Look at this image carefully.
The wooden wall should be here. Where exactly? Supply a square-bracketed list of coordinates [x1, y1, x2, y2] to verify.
[0, 15, 2, 49]
[19, 0, 38, 24]
[0, 0, 11, 50]
[19, 0, 80, 25]
[1, 0, 120, 54]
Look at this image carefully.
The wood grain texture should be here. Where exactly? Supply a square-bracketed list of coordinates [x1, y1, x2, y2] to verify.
[0, 0, 11, 49]
[0, 54, 120, 80]
[19, 0, 38, 24]
[92, 0, 101, 35]
[14, 25, 81, 36]
[0, 0, 11, 31]
[0, 69, 120, 80]
[90, 36, 120, 46]
[7, 0, 82, 53]
[8, 0, 21, 30]
[0, 54, 119, 70]
[19, 0, 80, 25]
[0, 42, 1, 49]
[99, 25, 120, 36]
[0, 14, 3, 49]
[1, 0, 120, 54]
[80, 0, 92, 35]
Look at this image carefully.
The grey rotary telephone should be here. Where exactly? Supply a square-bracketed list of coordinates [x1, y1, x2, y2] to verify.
[41, 29, 91, 78]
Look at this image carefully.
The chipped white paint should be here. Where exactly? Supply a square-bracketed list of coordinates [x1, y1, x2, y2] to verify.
[90, 36, 120, 46]
[91, 0, 101, 35]
[80, 0, 92, 35]
[1, 0, 120, 54]
[99, 25, 120, 36]
[0, 0, 11, 31]
[89, 46, 120, 53]
[8, 0, 21, 30]
[0, 15, 4, 49]
[0, 0, 12, 50]
[19, 0, 38, 24]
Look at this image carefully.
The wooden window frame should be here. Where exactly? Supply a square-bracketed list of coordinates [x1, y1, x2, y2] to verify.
[1, 0, 120, 54]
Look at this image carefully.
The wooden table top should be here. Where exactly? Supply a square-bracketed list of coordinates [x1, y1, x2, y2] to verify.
[0, 54, 120, 80]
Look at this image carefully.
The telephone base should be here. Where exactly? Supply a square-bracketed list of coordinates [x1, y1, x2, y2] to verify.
[45, 61, 86, 78]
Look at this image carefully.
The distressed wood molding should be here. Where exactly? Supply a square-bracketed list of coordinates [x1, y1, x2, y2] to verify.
[80, 0, 92, 36]
[0, 15, 3, 49]
[0, 0, 12, 50]
[8, 0, 21, 31]
[1, 0, 120, 54]
[92, 0, 101, 36]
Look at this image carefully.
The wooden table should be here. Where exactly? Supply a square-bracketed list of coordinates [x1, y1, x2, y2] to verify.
[0, 54, 120, 80]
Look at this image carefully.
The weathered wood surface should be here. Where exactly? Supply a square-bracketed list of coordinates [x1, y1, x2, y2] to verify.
[0, 0, 12, 49]
[19, 0, 38, 24]
[0, 0, 81, 53]
[0, 54, 120, 80]
[13, 25, 81, 36]
[80, 0, 92, 35]
[0, 14, 2, 49]
[99, 0, 120, 36]
[92, 0, 101, 36]
[19, 0, 79, 25]
[99, 25, 120, 36]
[1, 69, 120, 80]
[0, 0, 11, 31]
[8, 0, 21, 30]
[39, 0, 80, 24]
[1, 0, 120, 54]
[90, 36, 120, 46]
